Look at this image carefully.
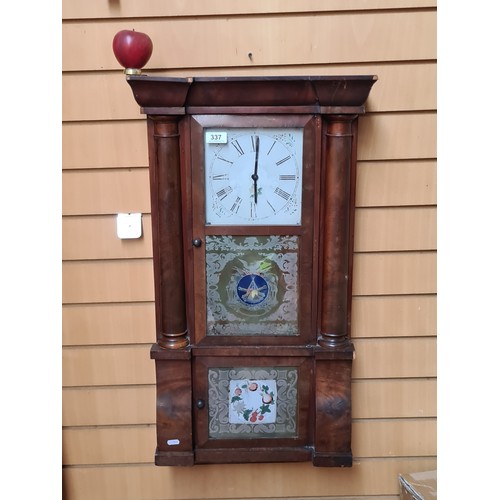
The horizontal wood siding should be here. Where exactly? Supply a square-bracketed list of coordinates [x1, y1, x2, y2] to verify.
[62, 116, 436, 169]
[63, 12, 436, 71]
[62, 62, 436, 121]
[62, 1, 436, 499]
[63, 379, 437, 427]
[62, 0, 437, 20]
[63, 418, 436, 465]
[62, 338, 436, 387]
[63, 458, 437, 500]
[62, 206, 436, 260]
[62, 294, 436, 346]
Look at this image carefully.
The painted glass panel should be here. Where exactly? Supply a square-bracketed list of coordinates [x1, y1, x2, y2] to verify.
[208, 367, 298, 439]
[205, 235, 299, 336]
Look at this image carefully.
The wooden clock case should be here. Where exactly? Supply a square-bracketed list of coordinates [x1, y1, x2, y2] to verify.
[125, 75, 377, 467]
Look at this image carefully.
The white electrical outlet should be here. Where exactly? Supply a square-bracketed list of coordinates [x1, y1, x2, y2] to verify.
[117, 213, 142, 239]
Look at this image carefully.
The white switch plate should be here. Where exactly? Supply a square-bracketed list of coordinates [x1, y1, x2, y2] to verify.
[117, 213, 142, 239]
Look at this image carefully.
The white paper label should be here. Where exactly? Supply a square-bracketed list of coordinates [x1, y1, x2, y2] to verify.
[206, 131, 228, 144]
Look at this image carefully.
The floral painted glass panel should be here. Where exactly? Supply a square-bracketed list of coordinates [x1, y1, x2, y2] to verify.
[208, 367, 298, 439]
[205, 235, 299, 335]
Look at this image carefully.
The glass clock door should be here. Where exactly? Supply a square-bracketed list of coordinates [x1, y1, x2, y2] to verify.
[189, 114, 319, 346]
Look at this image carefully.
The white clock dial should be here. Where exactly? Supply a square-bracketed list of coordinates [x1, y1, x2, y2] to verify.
[205, 128, 303, 225]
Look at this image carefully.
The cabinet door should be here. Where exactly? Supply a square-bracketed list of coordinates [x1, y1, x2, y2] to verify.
[189, 114, 320, 347]
[192, 354, 314, 464]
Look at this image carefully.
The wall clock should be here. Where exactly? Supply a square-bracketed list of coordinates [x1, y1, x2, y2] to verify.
[124, 75, 377, 467]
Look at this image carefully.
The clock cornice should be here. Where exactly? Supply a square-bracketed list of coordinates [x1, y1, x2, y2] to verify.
[126, 74, 377, 115]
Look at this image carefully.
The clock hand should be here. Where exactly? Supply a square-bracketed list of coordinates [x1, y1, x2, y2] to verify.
[251, 135, 260, 204]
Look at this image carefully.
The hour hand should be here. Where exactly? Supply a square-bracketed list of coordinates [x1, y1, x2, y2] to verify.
[251, 135, 260, 203]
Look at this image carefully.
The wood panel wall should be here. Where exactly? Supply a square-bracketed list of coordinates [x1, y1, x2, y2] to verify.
[62, 2, 437, 499]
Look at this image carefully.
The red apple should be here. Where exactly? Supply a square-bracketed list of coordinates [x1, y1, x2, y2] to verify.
[112, 29, 153, 71]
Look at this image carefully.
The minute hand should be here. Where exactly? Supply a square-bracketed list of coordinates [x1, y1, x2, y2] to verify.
[251, 136, 260, 204]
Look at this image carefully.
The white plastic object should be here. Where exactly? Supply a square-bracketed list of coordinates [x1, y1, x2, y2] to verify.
[116, 213, 142, 239]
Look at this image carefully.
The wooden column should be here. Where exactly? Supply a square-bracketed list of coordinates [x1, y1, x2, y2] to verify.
[314, 114, 356, 467]
[318, 115, 356, 350]
[149, 116, 189, 349]
[149, 116, 194, 465]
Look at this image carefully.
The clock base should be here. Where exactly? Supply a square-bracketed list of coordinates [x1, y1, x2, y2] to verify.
[155, 449, 194, 467]
[312, 451, 353, 468]
[195, 447, 312, 465]
[155, 447, 353, 467]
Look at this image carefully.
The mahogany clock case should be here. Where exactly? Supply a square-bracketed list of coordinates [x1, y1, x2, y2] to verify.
[125, 75, 377, 467]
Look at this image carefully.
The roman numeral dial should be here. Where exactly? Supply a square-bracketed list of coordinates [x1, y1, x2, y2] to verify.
[205, 127, 303, 225]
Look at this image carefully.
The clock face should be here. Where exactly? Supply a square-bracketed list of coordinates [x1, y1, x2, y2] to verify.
[204, 127, 303, 225]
